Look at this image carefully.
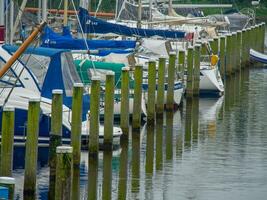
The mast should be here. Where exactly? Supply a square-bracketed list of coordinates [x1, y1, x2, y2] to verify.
[137, 0, 142, 28]
[0, 0, 4, 26]
[168, 0, 173, 16]
[12, 0, 28, 43]
[38, 0, 41, 22]
[42, 0, 47, 22]
[63, 0, 69, 26]
[149, 0, 152, 22]
[10, 0, 14, 44]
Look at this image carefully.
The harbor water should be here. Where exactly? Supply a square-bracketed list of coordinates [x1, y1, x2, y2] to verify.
[9, 65, 267, 199]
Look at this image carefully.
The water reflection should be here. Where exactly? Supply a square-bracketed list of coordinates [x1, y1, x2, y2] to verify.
[118, 139, 128, 200]
[131, 129, 140, 195]
[88, 155, 98, 200]
[10, 68, 267, 200]
[156, 118, 163, 171]
[102, 151, 112, 200]
[165, 111, 174, 160]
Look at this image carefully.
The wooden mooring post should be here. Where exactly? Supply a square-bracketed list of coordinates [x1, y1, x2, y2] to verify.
[186, 46, 194, 98]
[219, 36, 226, 79]
[70, 83, 83, 200]
[236, 31, 242, 71]
[0, 107, 14, 177]
[23, 98, 40, 197]
[49, 89, 63, 200]
[193, 44, 200, 97]
[55, 146, 73, 200]
[178, 50, 185, 83]
[132, 64, 143, 130]
[120, 67, 130, 137]
[104, 72, 115, 149]
[166, 52, 176, 110]
[241, 29, 247, 67]
[147, 59, 156, 123]
[89, 76, 101, 155]
[225, 33, 232, 76]
[156, 56, 166, 115]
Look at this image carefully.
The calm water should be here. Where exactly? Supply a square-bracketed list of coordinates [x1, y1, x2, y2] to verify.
[12, 67, 267, 199]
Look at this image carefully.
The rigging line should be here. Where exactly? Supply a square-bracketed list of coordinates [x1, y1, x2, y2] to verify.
[70, 0, 97, 74]
[0, 35, 41, 111]
[11, 0, 39, 27]
[94, 0, 103, 17]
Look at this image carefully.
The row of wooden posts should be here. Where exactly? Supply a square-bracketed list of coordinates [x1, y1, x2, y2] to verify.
[0, 23, 265, 199]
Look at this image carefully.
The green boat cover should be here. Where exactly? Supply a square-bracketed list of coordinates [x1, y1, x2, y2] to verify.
[74, 59, 134, 89]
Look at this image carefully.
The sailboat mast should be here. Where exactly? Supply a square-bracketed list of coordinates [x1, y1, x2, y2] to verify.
[38, 0, 41, 22]
[63, 0, 69, 26]
[42, 0, 47, 22]
[0, 0, 4, 26]
[168, 0, 173, 16]
[10, 0, 14, 44]
[137, 0, 142, 28]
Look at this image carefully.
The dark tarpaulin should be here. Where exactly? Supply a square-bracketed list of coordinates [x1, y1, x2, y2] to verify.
[78, 7, 186, 39]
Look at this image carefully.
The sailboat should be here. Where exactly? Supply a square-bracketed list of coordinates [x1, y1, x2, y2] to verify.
[0, 41, 122, 145]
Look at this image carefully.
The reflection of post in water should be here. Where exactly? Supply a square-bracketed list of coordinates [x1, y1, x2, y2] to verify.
[233, 71, 241, 104]
[72, 166, 80, 200]
[146, 124, 155, 174]
[156, 117, 163, 171]
[145, 124, 155, 199]
[166, 111, 174, 160]
[102, 151, 112, 200]
[131, 130, 140, 194]
[88, 155, 98, 200]
[118, 139, 129, 200]
[184, 99, 193, 149]
[240, 68, 250, 96]
[192, 98, 199, 143]
[224, 76, 234, 112]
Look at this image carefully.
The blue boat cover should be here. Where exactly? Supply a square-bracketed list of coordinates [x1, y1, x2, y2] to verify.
[41, 26, 136, 51]
[78, 7, 186, 39]
[3, 45, 90, 120]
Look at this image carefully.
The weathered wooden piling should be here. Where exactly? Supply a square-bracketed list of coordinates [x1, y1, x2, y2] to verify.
[211, 36, 219, 55]
[166, 52, 176, 110]
[24, 98, 40, 196]
[132, 64, 143, 130]
[156, 57, 166, 115]
[178, 50, 185, 83]
[89, 76, 101, 155]
[48, 89, 63, 200]
[232, 32, 237, 72]
[120, 67, 130, 136]
[70, 83, 83, 200]
[225, 34, 232, 76]
[147, 59, 156, 123]
[0, 107, 14, 177]
[70, 84, 83, 164]
[219, 36, 226, 79]
[236, 31, 242, 71]
[0, 177, 15, 200]
[246, 28, 252, 66]
[104, 72, 115, 149]
[186, 46, 194, 98]
[193, 44, 200, 96]
[55, 146, 73, 200]
[261, 23, 265, 52]
[241, 29, 246, 67]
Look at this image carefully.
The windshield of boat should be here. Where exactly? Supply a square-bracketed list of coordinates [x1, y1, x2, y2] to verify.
[61, 52, 81, 96]
[20, 54, 50, 88]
